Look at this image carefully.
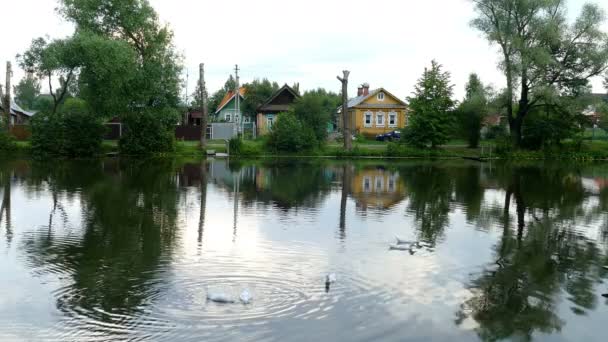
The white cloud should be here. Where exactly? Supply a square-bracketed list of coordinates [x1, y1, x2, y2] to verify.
[1, 0, 606, 101]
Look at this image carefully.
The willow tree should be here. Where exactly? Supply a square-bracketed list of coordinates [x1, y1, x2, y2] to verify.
[472, 0, 608, 147]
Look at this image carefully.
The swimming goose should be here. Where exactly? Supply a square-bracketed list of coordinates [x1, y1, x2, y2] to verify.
[206, 291, 236, 304]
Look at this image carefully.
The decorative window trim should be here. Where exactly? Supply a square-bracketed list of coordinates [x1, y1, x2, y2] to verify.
[364, 111, 373, 128]
[267, 115, 274, 128]
[225, 113, 232, 122]
[388, 111, 398, 127]
[377, 92, 385, 101]
[376, 111, 385, 127]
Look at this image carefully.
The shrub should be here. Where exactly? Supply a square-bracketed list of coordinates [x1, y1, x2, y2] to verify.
[31, 98, 105, 157]
[228, 137, 243, 154]
[267, 112, 317, 152]
[119, 108, 179, 155]
[0, 130, 16, 152]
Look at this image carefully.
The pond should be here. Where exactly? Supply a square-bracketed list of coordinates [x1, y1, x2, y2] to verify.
[1, 158, 607, 341]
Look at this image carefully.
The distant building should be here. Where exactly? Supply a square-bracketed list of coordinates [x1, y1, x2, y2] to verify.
[215, 87, 248, 123]
[0, 99, 36, 125]
[337, 83, 408, 138]
[256, 84, 300, 136]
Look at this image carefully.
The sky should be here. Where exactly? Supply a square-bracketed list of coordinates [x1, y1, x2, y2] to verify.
[1, 0, 607, 101]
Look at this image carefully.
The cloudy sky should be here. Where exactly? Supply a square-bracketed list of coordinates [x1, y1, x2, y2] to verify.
[2, 0, 607, 100]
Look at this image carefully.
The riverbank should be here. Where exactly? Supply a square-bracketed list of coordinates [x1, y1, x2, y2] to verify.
[6, 139, 608, 161]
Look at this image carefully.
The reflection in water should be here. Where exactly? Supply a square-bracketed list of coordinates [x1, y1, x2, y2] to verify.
[0, 158, 608, 341]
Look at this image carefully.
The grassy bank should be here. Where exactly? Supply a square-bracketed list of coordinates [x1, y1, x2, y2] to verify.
[7, 139, 608, 161]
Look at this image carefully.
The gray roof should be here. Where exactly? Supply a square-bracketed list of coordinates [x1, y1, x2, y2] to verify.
[0, 100, 36, 117]
[337, 88, 408, 113]
[347, 89, 380, 108]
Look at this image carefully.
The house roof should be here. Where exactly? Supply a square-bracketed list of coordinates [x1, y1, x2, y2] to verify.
[0, 99, 36, 117]
[346, 88, 407, 109]
[215, 87, 246, 114]
[258, 84, 300, 113]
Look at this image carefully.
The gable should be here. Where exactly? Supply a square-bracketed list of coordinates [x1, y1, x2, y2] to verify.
[269, 89, 297, 105]
[360, 89, 405, 106]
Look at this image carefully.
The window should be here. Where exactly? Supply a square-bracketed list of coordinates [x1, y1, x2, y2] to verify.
[267, 115, 274, 128]
[363, 176, 372, 193]
[235, 114, 240, 123]
[388, 111, 397, 127]
[364, 111, 373, 127]
[244, 116, 250, 123]
[388, 177, 396, 193]
[225, 113, 231, 122]
[377, 92, 385, 101]
[376, 111, 385, 127]
[375, 176, 384, 192]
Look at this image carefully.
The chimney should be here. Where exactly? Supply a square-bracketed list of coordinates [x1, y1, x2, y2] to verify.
[357, 86, 364, 97]
[362, 83, 370, 96]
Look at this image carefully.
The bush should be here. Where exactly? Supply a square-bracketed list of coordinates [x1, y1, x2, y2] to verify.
[31, 99, 105, 157]
[267, 112, 317, 152]
[229, 137, 243, 154]
[119, 108, 179, 155]
[0, 130, 16, 152]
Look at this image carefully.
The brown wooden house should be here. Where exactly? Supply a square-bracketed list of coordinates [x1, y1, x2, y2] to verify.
[256, 84, 300, 136]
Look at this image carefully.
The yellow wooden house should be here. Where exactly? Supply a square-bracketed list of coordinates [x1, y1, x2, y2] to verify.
[338, 84, 408, 138]
[350, 167, 406, 210]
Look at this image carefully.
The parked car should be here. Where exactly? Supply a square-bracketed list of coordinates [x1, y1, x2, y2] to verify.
[375, 130, 401, 142]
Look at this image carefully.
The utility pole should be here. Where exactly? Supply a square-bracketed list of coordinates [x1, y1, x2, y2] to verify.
[199, 63, 208, 147]
[184, 69, 189, 125]
[234, 64, 241, 135]
[3, 62, 12, 132]
[337, 70, 351, 151]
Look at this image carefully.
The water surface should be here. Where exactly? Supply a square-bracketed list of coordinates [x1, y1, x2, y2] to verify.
[1, 158, 607, 341]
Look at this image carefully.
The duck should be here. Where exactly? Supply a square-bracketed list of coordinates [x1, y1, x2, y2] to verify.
[325, 273, 337, 292]
[206, 291, 236, 304]
[239, 289, 253, 304]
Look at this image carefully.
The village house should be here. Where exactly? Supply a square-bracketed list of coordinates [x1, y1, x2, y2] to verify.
[256, 84, 300, 136]
[0, 99, 35, 125]
[215, 87, 247, 123]
[338, 84, 408, 138]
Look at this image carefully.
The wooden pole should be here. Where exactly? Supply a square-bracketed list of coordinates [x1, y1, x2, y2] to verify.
[3, 62, 12, 132]
[337, 70, 351, 151]
[234, 64, 241, 135]
[199, 63, 208, 148]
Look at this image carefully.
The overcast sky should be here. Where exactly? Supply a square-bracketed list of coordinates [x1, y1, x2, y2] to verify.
[1, 0, 607, 101]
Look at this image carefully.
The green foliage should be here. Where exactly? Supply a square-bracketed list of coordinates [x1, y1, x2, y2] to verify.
[119, 109, 179, 155]
[229, 137, 243, 154]
[267, 112, 316, 152]
[472, 0, 608, 147]
[13, 76, 41, 110]
[291, 89, 340, 144]
[242, 78, 279, 116]
[406, 60, 456, 148]
[203, 75, 236, 113]
[0, 130, 16, 152]
[457, 73, 492, 148]
[31, 98, 105, 157]
[521, 101, 587, 149]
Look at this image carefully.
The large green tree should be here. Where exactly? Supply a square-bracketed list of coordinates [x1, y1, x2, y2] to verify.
[406, 60, 456, 148]
[291, 89, 340, 144]
[13, 75, 41, 110]
[472, 0, 608, 148]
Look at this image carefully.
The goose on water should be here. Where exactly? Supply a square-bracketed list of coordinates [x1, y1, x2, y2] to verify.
[206, 291, 236, 304]
[239, 289, 253, 304]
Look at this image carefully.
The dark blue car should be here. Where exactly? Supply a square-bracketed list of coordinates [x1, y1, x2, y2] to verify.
[375, 130, 401, 142]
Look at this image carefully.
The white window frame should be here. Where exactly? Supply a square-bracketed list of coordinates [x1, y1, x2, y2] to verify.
[376, 111, 385, 127]
[377, 92, 385, 101]
[375, 176, 384, 192]
[364, 111, 373, 128]
[388, 111, 398, 127]
[267, 115, 274, 128]
[225, 113, 232, 122]
[363, 176, 372, 193]
[244, 116, 250, 123]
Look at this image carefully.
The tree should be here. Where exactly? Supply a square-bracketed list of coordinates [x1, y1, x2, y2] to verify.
[458, 73, 491, 148]
[201, 75, 236, 114]
[18, 37, 79, 114]
[267, 112, 316, 152]
[13, 75, 41, 110]
[291, 89, 340, 144]
[406, 60, 456, 148]
[241, 78, 279, 116]
[472, 0, 608, 148]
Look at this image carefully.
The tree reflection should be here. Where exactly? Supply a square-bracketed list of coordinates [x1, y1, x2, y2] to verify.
[20, 159, 181, 319]
[0, 162, 12, 246]
[457, 164, 608, 341]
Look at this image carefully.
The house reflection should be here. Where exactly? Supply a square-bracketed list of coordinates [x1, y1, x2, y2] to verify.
[350, 167, 406, 211]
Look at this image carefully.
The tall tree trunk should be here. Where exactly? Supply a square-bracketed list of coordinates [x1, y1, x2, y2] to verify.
[339, 164, 352, 240]
[199, 63, 208, 148]
[3, 62, 11, 132]
[337, 71, 352, 151]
